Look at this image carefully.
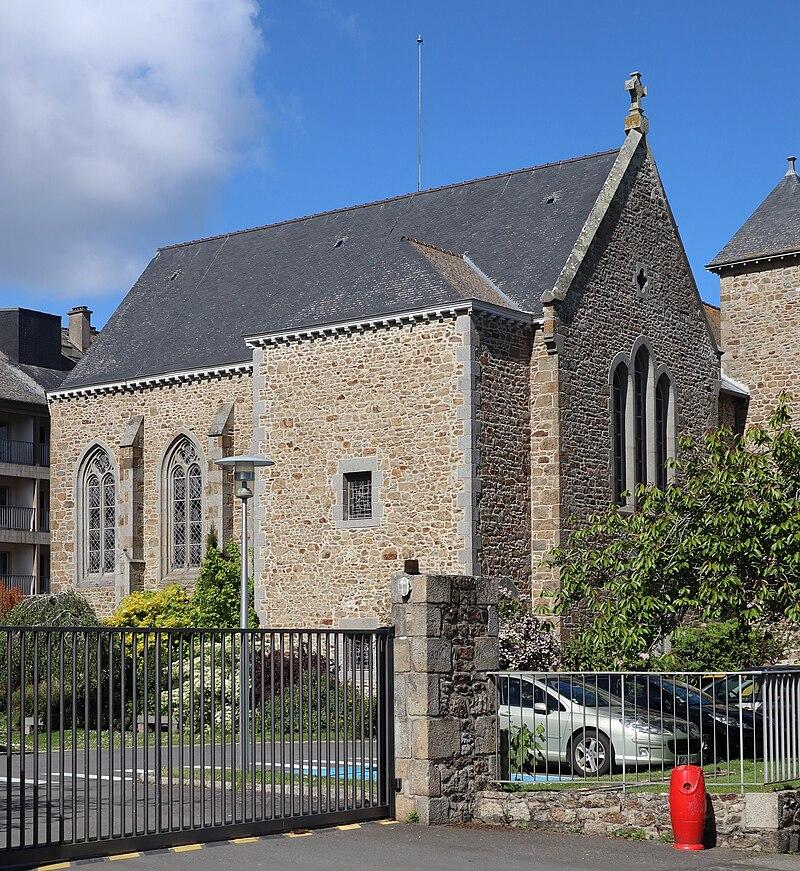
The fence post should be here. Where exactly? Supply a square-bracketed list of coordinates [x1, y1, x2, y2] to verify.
[392, 573, 498, 824]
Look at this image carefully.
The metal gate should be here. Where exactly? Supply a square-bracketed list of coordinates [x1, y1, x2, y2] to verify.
[1, 626, 394, 865]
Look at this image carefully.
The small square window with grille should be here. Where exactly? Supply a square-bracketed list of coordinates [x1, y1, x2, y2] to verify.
[344, 471, 372, 521]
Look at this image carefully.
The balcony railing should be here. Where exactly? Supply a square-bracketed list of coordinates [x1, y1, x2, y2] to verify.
[0, 574, 50, 595]
[0, 438, 50, 467]
[0, 505, 35, 531]
[0, 506, 50, 532]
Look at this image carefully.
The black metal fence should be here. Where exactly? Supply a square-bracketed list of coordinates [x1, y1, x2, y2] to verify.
[1, 626, 394, 864]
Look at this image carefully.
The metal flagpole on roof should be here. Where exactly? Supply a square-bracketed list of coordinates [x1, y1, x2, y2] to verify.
[417, 34, 423, 192]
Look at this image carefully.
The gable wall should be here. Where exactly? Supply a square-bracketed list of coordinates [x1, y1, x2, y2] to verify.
[252, 318, 469, 628]
[720, 258, 800, 426]
[49, 372, 252, 616]
[554, 144, 720, 552]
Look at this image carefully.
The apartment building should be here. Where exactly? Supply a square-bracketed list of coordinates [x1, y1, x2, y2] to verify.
[0, 306, 93, 595]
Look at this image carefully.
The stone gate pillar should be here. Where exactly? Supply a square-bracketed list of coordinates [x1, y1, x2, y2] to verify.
[392, 573, 498, 824]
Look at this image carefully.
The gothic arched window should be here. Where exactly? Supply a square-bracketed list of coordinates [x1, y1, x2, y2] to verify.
[633, 346, 650, 489]
[166, 437, 204, 571]
[655, 372, 674, 490]
[611, 361, 628, 505]
[81, 446, 115, 576]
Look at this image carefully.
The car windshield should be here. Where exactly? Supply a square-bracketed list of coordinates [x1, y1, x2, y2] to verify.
[546, 678, 612, 708]
[659, 679, 713, 707]
[709, 676, 759, 701]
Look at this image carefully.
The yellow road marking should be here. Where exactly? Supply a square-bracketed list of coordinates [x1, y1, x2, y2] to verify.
[171, 844, 203, 853]
[377, 819, 399, 825]
[336, 823, 362, 831]
[109, 853, 142, 861]
[230, 837, 259, 844]
[37, 864, 71, 871]
[285, 831, 313, 838]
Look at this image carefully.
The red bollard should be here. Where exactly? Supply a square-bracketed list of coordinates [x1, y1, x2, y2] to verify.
[669, 765, 706, 851]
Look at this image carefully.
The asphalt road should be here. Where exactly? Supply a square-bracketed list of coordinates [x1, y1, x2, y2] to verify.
[88, 823, 800, 871]
[3, 740, 381, 851]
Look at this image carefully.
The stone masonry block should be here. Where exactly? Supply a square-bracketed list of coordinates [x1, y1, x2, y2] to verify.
[391, 604, 407, 636]
[410, 760, 442, 798]
[417, 796, 451, 826]
[473, 636, 500, 672]
[407, 672, 441, 717]
[745, 793, 779, 829]
[393, 638, 411, 674]
[394, 794, 416, 822]
[413, 718, 462, 761]
[411, 637, 452, 673]
[393, 673, 408, 720]
[394, 718, 411, 759]
[475, 575, 499, 606]
[414, 574, 452, 604]
[406, 603, 442, 637]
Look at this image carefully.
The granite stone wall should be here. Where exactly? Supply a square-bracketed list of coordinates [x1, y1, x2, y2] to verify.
[49, 371, 252, 616]
[252, 318, 470, 628]
[719, 257, 800, 427]
[474, 314, 533, 597]
[392, 573, 498, 824]
[553, 144, 720, 541]
[475, 787, 800, 853]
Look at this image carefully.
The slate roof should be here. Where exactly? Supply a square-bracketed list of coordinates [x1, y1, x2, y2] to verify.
[708, 167, 800, 269]
[61, 148, 620, 390]
[0, 353, 66, 408]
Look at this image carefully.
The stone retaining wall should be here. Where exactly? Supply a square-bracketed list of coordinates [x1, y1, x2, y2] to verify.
[475, 787, 800, 853]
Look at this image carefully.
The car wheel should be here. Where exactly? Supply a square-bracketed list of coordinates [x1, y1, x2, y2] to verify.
[571, 728, 612, 777]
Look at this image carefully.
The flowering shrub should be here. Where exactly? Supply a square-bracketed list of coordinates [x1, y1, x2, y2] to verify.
[498, 589, 560, 671]
[0, 585, 22, 621]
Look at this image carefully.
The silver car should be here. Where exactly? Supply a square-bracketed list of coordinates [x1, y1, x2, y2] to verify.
[498, 674, 703, 778]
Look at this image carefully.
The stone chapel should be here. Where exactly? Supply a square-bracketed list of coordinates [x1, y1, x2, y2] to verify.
[48, 74, 736, 623]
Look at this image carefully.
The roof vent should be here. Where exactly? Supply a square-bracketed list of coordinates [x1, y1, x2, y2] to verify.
[169, 270, 180, 281]
[333, 236, 349, 249]
[543, 192, 560, 205]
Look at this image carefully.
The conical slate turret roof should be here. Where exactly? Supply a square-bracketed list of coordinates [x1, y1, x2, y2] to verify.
[708, 159, 800, 269]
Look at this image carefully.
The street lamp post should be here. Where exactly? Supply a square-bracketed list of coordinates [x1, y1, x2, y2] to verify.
[215, 455, 274, 780]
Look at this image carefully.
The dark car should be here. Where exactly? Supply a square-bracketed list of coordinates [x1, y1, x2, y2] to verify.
[595, 673, 762, 761]
[701, 666, 800, 714]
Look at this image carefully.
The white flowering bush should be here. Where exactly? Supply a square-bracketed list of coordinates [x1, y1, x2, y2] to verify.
[498, 589, 560, 671]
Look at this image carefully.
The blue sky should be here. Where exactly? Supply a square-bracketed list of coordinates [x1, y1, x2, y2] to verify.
[1, 0, 798, 327]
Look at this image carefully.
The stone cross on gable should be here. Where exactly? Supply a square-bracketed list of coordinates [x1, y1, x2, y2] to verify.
[625, 71, 647, 109]
[624, 71, 649, 135]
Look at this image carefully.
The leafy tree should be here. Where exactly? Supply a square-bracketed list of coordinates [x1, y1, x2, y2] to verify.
[192, 530, 257, 628]
[552, 396, 800, 669]
[655, 619, 783, 672]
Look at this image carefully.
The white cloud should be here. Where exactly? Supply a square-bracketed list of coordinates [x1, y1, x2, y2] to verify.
[0, 0, 265, 298]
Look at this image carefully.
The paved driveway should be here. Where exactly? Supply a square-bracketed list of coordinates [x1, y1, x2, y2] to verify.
[42, 822, 799, 871]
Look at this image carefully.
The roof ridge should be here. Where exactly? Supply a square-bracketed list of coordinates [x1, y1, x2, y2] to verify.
[158, 146, 620, 252]
[401, 236, 463, 259]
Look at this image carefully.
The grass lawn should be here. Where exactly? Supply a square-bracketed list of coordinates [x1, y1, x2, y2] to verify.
[2, 725, 369, 752]
[500, 757, 800, 794]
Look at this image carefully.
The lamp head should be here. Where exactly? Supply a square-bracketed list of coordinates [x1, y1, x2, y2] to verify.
[215, 454, 275, 483]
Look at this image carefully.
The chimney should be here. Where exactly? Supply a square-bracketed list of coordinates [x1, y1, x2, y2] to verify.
[68, 306, 93, 353]
[786, 156, 797, 177]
